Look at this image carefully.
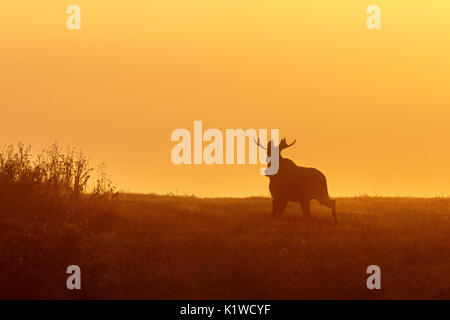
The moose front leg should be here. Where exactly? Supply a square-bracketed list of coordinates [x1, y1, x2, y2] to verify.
[272, 197, 287, 218]
[300, 199, 311, 218]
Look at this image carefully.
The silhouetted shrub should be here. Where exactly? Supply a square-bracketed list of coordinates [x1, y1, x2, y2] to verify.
[0, 142, 117, 219]
[0, 142, 120, 298]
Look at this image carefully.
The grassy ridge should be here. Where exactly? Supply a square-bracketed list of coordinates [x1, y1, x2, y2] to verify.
[2, 194, 450, 299]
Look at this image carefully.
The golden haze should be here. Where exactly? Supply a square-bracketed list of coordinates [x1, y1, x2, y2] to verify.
[1, 0, 449, 196]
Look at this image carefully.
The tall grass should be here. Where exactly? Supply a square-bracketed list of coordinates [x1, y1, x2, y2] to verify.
[0, 142, 118, 298]
[1, 143, 449, 299]
[0, 142, 116, 216]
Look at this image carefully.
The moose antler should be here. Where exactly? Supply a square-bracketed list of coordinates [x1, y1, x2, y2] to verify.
[279, 138, 296, 150]
[254, 138, 267, 150]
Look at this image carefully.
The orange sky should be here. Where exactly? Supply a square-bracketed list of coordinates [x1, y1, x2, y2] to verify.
[1, 1, 449, 197]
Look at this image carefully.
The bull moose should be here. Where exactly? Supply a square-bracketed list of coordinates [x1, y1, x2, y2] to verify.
[256, 137, 337, 223]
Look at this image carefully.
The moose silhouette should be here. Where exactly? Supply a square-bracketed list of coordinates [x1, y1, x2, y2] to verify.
[256, 137, 337, 223]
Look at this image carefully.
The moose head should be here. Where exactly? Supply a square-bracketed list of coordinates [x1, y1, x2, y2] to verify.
[255, 137, 296, 175]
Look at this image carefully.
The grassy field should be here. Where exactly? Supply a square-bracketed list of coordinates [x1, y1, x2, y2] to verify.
[2, 194, 450, 299]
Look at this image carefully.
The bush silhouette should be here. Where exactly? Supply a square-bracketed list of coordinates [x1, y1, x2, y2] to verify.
[0, 142, 120, 298]
[0, 142, 116, 217]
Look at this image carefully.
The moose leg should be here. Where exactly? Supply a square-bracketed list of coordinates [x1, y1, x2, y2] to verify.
[300, 199, 311, 218]
[272, 197, 287, 218]
[317, 196, 337, 224]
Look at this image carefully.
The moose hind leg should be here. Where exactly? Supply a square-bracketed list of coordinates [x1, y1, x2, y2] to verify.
[272, 198, 287, 218]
